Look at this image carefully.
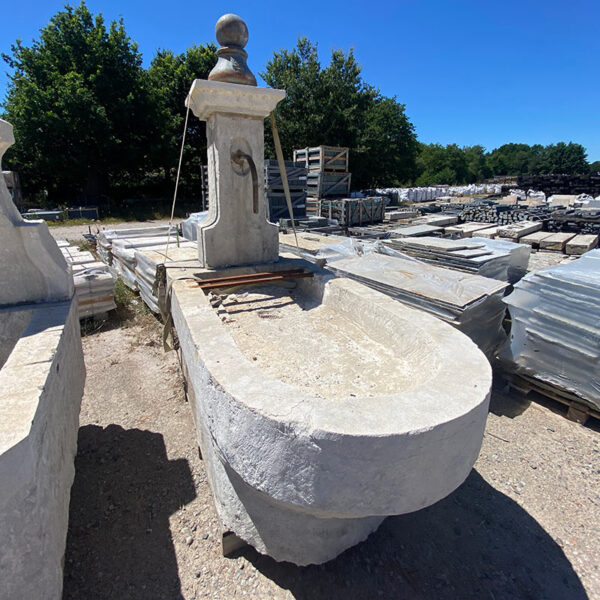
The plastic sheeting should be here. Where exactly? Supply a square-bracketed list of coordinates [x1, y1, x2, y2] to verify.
[330, 252, 509, 358]
[97, 225, 179, 264]
[500, 249, 600, 410]
[375, 184, 504, 203]
[181, 211, 208, 241]
[60, 242, 116, 318]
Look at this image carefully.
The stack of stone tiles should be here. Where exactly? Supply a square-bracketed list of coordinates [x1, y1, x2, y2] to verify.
[330, 252, 509, 357]
[58, 241, 116, 318]
[134, 246, 198, 313]
[97, 225, 178, 265]
[109, 236, 195, 290]
[380, 236, 530, 284]
[500, 249, 600, 411]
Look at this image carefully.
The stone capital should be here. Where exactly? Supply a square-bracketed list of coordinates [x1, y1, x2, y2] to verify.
[186, 80, 286, 121]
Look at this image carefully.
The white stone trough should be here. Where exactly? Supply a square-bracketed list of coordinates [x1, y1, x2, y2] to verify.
[171, 257, 492, 565]
[0, 118, 86, 599]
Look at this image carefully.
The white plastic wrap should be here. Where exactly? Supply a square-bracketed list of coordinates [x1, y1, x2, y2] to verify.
[501, 249, 600, 410]
[181, 211, 208, 241]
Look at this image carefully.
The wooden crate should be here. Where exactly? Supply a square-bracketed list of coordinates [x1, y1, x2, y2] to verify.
[319, 197, 386, 227]
[264, 160, 307, 192]
[306, 172, 351, 198]
[293, 146, 349, 172]
[267, 191, 306, 220]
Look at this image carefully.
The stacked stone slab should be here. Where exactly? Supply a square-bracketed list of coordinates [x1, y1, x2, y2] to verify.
[96, 225, 178, 265]
[380, 236, 530, 284]
[59, 242, 117, 318]
[500, 249, 600, 411]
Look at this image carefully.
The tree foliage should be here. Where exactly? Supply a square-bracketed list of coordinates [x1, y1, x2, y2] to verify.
[261, 39, 419, 188]
[415, 141, 590, 185]
[2, 2, 162, 203]
[146, 44, 217, 198]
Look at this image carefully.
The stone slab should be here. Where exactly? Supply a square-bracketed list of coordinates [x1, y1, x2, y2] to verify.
[496, 221, 542, 239]
[566, 234, 599, 255]
[539, 232, 576, 252]
[0, 299, 85, 599]
[445, 222, 497, 238]
[391, 224, 443, 237]
[520, 231, 554, 248]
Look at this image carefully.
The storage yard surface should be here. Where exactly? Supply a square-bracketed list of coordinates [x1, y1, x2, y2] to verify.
[62, 313, 599, 600]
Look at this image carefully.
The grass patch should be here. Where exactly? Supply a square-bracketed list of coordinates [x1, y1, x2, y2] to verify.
[80, 277, 153, 337]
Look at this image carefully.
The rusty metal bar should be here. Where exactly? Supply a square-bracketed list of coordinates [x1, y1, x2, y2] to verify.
[197, 271, 313, 290]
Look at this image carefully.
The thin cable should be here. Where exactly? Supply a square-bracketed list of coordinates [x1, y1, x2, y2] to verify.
[164, 104, 191, 264]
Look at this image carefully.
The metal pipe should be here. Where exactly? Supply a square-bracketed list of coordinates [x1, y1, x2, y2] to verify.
[231, 150, 259, 214]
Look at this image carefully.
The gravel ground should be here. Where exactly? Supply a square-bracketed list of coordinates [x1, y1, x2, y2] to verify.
[62, 311, 600, 600]
[48, 219, 177, 244]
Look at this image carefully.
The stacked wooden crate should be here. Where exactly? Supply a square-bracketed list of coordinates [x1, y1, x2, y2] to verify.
[293, 146, 351, 214]
[264, 159, 307, 221]
[319, 197, 386, 227]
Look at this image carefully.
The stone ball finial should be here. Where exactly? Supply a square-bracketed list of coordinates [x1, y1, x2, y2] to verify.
[209, 13, 257, 86]
[215, 14, 249, 48]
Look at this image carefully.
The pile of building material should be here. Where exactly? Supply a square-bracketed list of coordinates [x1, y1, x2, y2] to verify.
[58, 242, 116, 318]
[445, 222, 498, 238]
[374, 184, 504, 203]
[293, 146, 351, 214]
[329, 252, 509, 357]
[110, 236, 195, 290]
[97, 225, 178, 264]
[500, 249, 600, 411]
[181, 211, 208, 241]
[319, 197, 386, 227]
[135, 246, 199, 313]
[496, 220, 542, 240]
[379, 236, 530, 283]
[264, 159, 307, 221]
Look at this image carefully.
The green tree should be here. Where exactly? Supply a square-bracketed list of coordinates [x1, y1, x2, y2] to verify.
[261, 38, 418, 188]
[541, 142, 588, 174]
[2, 1, 161, 204]
[589, 160, 600, 174]
[147, 44, 217, 200]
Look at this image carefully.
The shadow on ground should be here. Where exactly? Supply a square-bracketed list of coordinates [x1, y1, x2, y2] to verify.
[239, 470, 587, 600]
[63, 424, 196, 600]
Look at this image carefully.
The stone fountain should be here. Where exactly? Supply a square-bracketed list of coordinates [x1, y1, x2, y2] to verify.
[169, 14, 492, 566]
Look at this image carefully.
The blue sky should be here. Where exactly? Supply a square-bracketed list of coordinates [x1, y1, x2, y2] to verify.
[1, 0, 598, 160]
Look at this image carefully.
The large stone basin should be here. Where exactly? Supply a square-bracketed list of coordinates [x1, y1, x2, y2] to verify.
[171, 258, 492, 565]
[0, 299, 85, 598]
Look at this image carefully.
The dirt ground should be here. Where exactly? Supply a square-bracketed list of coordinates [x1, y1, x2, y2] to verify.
[62, 307, 599, 600]
[49, 219, 176, 244]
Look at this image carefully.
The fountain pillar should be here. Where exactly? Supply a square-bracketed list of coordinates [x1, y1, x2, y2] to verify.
[186, 14, 286, 268]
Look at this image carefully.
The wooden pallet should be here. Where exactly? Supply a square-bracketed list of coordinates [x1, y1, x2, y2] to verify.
[293, 146, 349, 172]
[505, 372, 600, 425]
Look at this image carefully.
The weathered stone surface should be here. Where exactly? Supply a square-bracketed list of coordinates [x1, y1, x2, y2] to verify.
[0, 119, 73, 306]
[186, 81, 285, 268]
[171, 258, 492, 565]
[539, 232, 576, 252]
[0, 299, 85, 599]
[566, 234, 598, 255]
